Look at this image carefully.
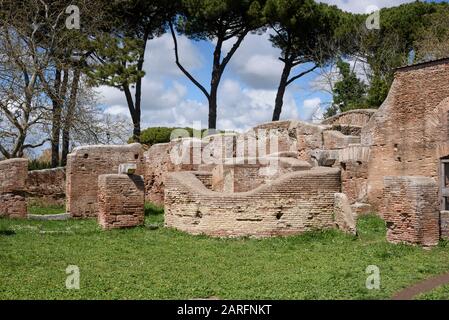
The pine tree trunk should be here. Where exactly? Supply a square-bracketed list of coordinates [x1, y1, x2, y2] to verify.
[61, 67, 81, 166]
[272, 62, 292, 122]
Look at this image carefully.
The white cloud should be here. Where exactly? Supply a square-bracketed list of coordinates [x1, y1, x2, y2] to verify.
[223, 31, 284, 90]
[318, 0, 414, 13]
[302, 97, 324, 121]
[144, 33, 204, 77]
[217, 79, 299, 131]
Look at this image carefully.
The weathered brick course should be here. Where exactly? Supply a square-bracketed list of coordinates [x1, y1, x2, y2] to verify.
[165, 167, 341, 237]
[26, 167, 66, 206]
[381, 176, 439, 246]
[66, 144, 143, 218]
[98, 174, 145, 229]
[0, 158, 28, 218]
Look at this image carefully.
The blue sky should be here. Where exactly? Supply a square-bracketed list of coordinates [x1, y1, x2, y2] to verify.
[99, 0, 447, 132]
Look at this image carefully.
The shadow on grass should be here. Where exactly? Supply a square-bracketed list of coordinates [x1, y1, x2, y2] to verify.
[0, 229, 16, 236]
[145, 203, 164, 216]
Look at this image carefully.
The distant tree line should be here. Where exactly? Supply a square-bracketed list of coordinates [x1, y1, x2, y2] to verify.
[1, 0, 449, 164]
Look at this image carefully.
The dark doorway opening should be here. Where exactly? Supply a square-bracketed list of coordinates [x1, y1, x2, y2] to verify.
[440, 157, 449, 210]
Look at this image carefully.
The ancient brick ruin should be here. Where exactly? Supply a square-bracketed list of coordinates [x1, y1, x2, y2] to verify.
[26, 167, 66, 206]
[165, 168, 340, 237]
[98, 173, 145, 230]
[0, 158, 28, 219]
[66, 143, 143, 218]
[2, 58, 449, 245]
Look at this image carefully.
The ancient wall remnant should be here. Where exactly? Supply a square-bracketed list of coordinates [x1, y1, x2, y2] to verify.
[0, 158, 28, 219]
[66, 143, 143, 218]
[361, 59, 449, 209]
[98, 174, 145, 229]
[322, 109, 376, 127]
[211, 156, 312, 193]
[143, 138, 205, 206]
[340, 160, 369, 204]
[440, 210, 449, 240]
[26, 167, 66, 206]
[334, 193, 357, 235]
[381, 176, 439, 246]
[165, 167, 341, 237]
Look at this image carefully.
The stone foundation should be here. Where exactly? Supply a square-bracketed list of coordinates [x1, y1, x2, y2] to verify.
[66, 143, 143, 218]
[26, 167, 66, 206]
[334, 193, 357, 235]
[165, 167, 341, 237]
[0, 158, 28, 219]
[98, 174, 145, 229]
[382, 176, 439, 246]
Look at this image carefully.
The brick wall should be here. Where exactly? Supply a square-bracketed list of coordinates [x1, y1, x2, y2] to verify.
[98, 174, 145, 229]
[165, 167, 341, 237]
[323, 130, 360, 150]
[361, 60, 449, 209]
[381, 176, 439, 246]
[340, 160, 369, 204]
[66, 143, 143, 218]
[322, 109, 376, 127]
[26, 167, 66, 206]
[0, 158, 28, 218]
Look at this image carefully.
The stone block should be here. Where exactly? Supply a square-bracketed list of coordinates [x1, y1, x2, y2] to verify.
[98, 174, 145, 229]
[382, 176, 439, 246]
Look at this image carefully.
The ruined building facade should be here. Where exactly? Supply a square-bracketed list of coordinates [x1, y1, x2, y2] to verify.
[2, 58, 449, 245]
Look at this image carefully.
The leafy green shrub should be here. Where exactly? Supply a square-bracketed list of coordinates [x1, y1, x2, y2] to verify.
[132, 127, 222, 147]
[28, 159, 53, 171]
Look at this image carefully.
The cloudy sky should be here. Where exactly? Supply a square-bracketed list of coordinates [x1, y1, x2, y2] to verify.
[98, 0, 441, 132]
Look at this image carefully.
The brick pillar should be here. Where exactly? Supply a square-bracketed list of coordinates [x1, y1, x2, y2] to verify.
[382, 176, 439, 246]
[98, 174, 145, 229]
[0, 158, 28, 219]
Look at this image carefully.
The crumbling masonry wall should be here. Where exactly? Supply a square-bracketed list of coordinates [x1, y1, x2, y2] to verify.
[66, 143, 143, 218]
[165, 167, 341, 237]
[26, 167, 66, 206]
[381, 176, 439, 246]
[0, 158, 28, 218]
[98, 174, 145, 229]
[361, 60, 449, 209]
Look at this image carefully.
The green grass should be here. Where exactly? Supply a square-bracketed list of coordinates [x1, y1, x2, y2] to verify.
[417, 285, 449, 300]
[1, 212, 449, 300]
[28, 204, 66, 215]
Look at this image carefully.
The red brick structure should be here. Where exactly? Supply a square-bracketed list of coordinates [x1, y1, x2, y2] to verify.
[66, 144, 143, 218]
[381, 176, 439, 246]
[362, 59, 449, 210]
[165, 167, 341, 237]
[0, 158, 28, 219]
[340, 160, 369, 204]
[211, 156, 311, 193]
[26, 167, 66, 206]
[98, 174, 145, 229]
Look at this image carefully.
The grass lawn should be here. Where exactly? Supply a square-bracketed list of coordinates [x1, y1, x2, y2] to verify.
[28, 204, 66, 215]
[417, 285, 449, 300]
[1, 209, 449, 300]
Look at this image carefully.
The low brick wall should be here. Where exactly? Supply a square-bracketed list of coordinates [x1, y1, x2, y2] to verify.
[98, 174, 145, 229]
[381, 176, 440, 246]
[0, 158, 28, 219]
[26, 167, 66, 206]
[322, 109, 376, 127]
[340, 160, 369, 204]
[66, 143, 143, 218]
[165, 167, 341, 237]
